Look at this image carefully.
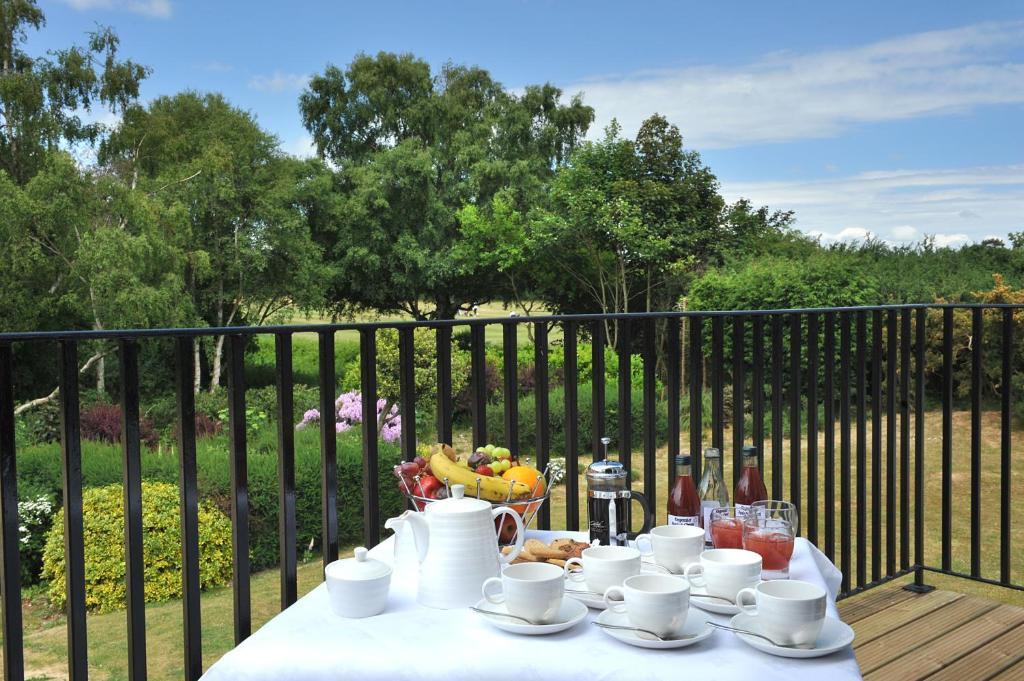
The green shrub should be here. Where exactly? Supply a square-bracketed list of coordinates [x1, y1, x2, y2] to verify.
[247, 335, 360, 388]
[486, 381, 674, 455]
[18, 429, 404, 577]
[41, 482, 233, 613]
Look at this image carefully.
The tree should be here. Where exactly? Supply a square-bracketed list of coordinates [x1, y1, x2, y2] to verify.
[0, 0, 148, 185]
[101, 93, 330, 391]
[299, 52, 594, 319]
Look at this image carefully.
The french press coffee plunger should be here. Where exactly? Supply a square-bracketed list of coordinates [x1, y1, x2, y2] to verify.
[586, 436, 653, 546]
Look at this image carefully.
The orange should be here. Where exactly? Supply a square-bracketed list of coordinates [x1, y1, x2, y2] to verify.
[502, 466, 545, 516]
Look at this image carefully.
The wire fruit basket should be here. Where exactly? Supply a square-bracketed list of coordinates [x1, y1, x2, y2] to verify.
[398, 460, 554, 531]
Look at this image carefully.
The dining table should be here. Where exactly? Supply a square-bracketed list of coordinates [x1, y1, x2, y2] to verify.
[201, 530, 862, 681]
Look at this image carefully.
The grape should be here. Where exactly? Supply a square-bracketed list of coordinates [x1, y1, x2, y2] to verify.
[400, 461, 420, 476]
[392, 465, 404, 479]
[399, 475, 416, 492]
[414, 456, 427, 469]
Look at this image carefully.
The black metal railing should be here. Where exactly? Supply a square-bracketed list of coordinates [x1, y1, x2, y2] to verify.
[0, 303, 1021, 680]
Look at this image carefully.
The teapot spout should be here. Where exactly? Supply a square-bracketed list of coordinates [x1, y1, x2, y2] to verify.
[386, 510, 429, 563]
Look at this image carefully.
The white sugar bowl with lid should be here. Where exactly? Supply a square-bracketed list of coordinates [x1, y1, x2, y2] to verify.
[324, 547, 392, 618]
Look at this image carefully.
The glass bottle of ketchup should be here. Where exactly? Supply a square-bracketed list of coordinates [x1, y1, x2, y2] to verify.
[668, 454, 700, 526]
[733, 444, 767, 515]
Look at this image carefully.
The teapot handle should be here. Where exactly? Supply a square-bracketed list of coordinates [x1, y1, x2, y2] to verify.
[493, 507, 525, 565]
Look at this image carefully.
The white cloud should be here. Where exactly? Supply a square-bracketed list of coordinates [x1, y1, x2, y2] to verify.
[890, 225, 919, 241]
[285, 135, 317, 159]
[248, 71, 310, 93]
[721, 164, 1024, 245]
[932, 233, 970, 248]
[202, 61, 234, 73]
[568, 21, 1024, 147]
[61, 0, 172, 18]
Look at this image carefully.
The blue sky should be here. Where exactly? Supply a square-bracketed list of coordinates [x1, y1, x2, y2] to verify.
[31, 0, 1024, 245]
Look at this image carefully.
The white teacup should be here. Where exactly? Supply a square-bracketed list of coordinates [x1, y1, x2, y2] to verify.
[564, 545, 641, 593]
[635, 525, 705, 573]
[604, 574, 690, 638]
[736, 579, 827, 647]
[683, 548, 762, 601]
[482, 562, 565, 624]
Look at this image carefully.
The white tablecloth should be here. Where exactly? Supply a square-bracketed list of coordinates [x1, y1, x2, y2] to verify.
[202, 532, 861, 681]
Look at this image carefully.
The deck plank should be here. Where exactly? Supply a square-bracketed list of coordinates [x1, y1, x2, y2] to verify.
[838, 584, 918, 624]
[989, 658, 1024, 680]
[866, 605, 1024, 679]
[851, 589, 963, 646]
[925, 621, 1024, 681]
[856, 596, 997, 673]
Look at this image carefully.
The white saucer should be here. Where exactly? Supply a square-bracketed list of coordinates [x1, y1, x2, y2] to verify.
[595, 607, 714, 649]
[565, 564, 671, 610]
[729, 612, 855, 658]
[688, 585, 741, 615]
[472, 597, 588, 635]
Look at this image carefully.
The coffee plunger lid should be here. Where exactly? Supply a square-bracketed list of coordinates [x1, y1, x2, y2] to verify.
[586, 459, 628, 479]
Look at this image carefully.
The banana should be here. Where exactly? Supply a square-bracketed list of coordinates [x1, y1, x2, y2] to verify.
[429, 453, 532, 502]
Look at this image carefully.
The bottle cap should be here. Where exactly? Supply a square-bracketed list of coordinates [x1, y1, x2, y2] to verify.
[703, 447, 721, 458]
[742, 445, 758, 458]
[675, 454, 691, 467]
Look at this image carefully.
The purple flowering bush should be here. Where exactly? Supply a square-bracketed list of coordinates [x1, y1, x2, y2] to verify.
[296, 390, 401, 443]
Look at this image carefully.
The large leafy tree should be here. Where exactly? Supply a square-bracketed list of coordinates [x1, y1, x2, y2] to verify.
[528, 116, 792, 344]
[299, 52, 594, 319]
[0, 0, 148, 185]
[101, 92, 330, 390]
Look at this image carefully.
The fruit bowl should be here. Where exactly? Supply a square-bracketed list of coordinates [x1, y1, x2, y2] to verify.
[393, 456, 552, 536]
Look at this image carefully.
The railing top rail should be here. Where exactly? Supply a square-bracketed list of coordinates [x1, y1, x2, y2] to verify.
[1, 302, 1022, 343]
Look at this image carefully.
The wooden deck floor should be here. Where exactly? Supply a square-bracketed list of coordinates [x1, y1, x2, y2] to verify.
[837, 584, 1024, 679]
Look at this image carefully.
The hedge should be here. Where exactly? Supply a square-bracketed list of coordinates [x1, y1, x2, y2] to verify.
[484, 381, 675, 456]
[17, 428, 404, 579]
[41, 482, 233, 613]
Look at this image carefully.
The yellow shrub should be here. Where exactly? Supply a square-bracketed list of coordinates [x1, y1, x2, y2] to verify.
[41, 481, 232, 613]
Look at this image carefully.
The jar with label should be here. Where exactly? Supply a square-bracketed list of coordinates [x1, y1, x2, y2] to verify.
[667, 453, 700, 526]
[697, 447, 729, 542]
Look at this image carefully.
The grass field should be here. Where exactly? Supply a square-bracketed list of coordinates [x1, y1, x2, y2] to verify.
[6, 408, 1022, 679]
[285, 301, 557, 347]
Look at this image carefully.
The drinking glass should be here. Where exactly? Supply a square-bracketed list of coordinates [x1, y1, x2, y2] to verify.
[709, 506, 749, 549]
[742, 514, 796, 580]
[751, 499, 799, 535]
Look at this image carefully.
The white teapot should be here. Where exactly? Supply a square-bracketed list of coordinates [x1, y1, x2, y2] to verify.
[386, 484, 525, 609]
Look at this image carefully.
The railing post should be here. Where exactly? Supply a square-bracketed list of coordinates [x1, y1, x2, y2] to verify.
[906, 308, 934, 593]
[397, 328, 417, 463]
[226, 335, 250, 643]
[175, 337, 203, 679]
[119, 340, 147, 680]
[359, 329, 380, 547]
[436, 327, 453, 445]
[470, 324, 488, 449]
[502, 322, 519, 454]
[0, 344, 23, 681]
[318, 331, 338, 568]
[563, 322, 580, 531]
[275, 333, 297, 609]
[59, 340, 88, 681]
[534, 322, 551, 530]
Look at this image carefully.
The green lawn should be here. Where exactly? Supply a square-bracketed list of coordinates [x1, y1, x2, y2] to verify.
[285, 301, 558, 347]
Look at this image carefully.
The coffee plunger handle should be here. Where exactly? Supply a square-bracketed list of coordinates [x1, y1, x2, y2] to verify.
[626, 491, 654, 539]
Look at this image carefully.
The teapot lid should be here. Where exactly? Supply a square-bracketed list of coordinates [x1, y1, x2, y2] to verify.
[324, 547, 392, 581]
[425, 484, 490, 514]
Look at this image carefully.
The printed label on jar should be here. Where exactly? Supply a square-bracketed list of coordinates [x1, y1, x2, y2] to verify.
[700, 501, 721, 542]
[668, 514, 699, 526]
